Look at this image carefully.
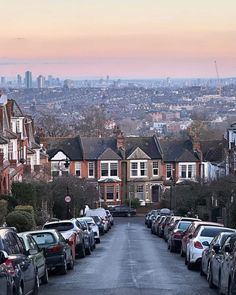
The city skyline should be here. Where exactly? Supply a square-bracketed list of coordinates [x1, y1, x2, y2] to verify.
[1, 0, 236, 78]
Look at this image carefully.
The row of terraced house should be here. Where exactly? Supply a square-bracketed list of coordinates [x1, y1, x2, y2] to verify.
[1, 92, 236, 207]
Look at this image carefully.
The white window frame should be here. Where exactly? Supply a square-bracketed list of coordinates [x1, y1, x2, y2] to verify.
[152, 161, 159, 176]
[166, 163, 173, 179]
[179, 162, 196, 179]
[100, 161, 118, 178]
[75, 162, 81, 177]
[136, 185, 144, 200]
[130, 160, 148, 178]
[88, 161, 95, 178]
[51, 161, 69, 177]
[106, 186, 114, 200]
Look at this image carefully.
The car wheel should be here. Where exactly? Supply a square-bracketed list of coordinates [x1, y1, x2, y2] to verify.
[86, 245, 91, 255]
[170, 243, 175, 253]
[207, 263, 215, 288]
[185, 254, 188, 265]
[93, 242, 96, 250]
[67, 253, 74, 270]
[180, 247, 185, 257]
[187, 255, 194, 270]
[32, 274, 39, 295]
[59, 256, 68, 275]
[200, 263, 205, 276]
[41, 267, 49, 284]
[79, 244, 86, 258]
[96, 238, 100, 244]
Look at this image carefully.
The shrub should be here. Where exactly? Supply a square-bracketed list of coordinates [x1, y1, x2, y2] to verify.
[0, 200, 8, 225]
[15, 205, 36, 227]
[6, 211, 33, 232]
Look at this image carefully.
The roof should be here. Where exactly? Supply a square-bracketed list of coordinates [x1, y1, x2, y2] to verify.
[0, 135, 8, 144]
[125, 136, 162, 159]
[98, 147, 121, 160]
[80, 137, 118, 160]
[200, 140, 224, 163]
[4, 129, 17, 140]
[159, 139, 200, 162]
[47, 136, 83, 160]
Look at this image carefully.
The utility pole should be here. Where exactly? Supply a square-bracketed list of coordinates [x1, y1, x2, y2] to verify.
[214, 60, 222, 96]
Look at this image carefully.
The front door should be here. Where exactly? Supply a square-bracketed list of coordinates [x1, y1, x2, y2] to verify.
[152, 185, 160, 202]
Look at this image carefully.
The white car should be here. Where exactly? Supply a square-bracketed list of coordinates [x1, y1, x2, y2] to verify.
[78, 217, 100, 243]
[106, 210, 114, 226]
[186, 225, 233, 270]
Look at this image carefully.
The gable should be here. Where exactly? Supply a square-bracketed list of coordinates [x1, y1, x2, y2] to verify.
[127, 147, 151, 160]
[176, 149, 199, 162]
[98, 148, 121, 160]
[50, 151, 70, 161]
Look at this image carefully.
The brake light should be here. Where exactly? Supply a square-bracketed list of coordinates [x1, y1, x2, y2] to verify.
[194, 241, 203, 249]
[47, 245, 64, 253]
[173, 231, 184, 239]
[4, 259, 16, 276]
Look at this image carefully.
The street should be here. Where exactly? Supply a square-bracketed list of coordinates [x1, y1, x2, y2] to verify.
[39, 217, 217, 295]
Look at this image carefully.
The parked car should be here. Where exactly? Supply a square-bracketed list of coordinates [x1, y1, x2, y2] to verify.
[200, 231, 235, 280]
[77, 218, 96, 254]
[0, 250, 15, 295]
[168, 220, 194, 252]
[18, 232, 49, 284]
[146, 210, 159, 228]
[79, 217, 100, 243]
[106, 210, 114, 226]
[181, 221, 223, 258]
[163, 216, 181, 242]
[158, 216, 172, 238]
[28, 229, 74, 274]
[43, 219, 85, 258]
[109, 205, 136, 217]
[0, 227, 39, 295]
[217, 233, 236, 294]
[90, 216, 105, 235]
[186, 226, 233, 270]
[154, 216, 166, 236]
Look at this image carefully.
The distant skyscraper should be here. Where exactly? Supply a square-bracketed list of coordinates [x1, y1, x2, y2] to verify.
[25, 71, 33, 88]
[17, 74, 22, 88]
[37, 75, 45, 89]
[1, 77, 6, 86]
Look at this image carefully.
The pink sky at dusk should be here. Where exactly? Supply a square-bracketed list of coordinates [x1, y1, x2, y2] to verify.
[1, 0, 236, 78]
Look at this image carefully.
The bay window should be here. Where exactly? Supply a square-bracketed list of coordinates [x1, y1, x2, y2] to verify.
[100, 161, 118, 178]
[130, 161, 147, 177]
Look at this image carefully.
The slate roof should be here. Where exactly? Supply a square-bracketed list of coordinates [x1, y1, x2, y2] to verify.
[125, 136, 162, 159]
[159, 139, 200, 162]
[47, 137, 83, 160]
[80, 137, 117, 160]
[98, 148, 121, 160]
[200, 140, 225, 163]
[0, 136, 8, 144]
[4, 129, 17, 140]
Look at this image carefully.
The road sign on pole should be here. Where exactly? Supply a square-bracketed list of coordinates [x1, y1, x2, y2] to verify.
[65, 196, 71, 203]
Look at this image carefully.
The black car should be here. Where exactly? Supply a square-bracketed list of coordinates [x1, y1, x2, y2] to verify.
[0, 250, 14, 295]
[0, 227, 39, 295]
[109, 205, 136, 217]
[91, 216, 105, 235]
[27, 229, 74, 275]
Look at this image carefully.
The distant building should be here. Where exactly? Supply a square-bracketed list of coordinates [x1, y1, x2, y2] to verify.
[37, 75, 45, 89]
[25, 71, 33, 88]
[0, 77, 6, 86]
[17, 74, 22, 88]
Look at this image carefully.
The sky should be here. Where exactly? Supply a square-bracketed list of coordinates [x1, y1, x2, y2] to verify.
[1, 0, 236, 79]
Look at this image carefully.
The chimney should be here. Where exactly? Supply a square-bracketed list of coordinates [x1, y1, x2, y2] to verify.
[113, 125, 125, 150]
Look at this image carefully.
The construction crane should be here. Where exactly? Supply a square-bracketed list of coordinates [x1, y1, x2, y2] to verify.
[214, 60, 222, 96]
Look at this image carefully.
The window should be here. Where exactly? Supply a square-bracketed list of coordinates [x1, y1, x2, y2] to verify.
[51, 161, 69, 177]
[27, 158, 31, 165]
[75, 162, 81, 177]
[100, 161, 118, 178]
[116, 186, 120, 200]
[153, 161, 159, 176]
[136, 185, 144, 200]
[106, 186, 114, 200]
[8, 142, 13, 160]
[130, 161, 147, 177]
[166, 164, 172, 178]
[16, 120, 20, 133]
[179, 163, 196, 179]
[88, 162, 95, 178]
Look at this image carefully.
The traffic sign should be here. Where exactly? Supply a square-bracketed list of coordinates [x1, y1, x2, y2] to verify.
[65, 196, 71, 203]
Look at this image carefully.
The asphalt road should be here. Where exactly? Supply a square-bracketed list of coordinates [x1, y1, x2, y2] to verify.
[39, 217, 217, 295]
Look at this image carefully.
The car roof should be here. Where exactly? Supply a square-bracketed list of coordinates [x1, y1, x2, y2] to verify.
[22, 229, 59, 235]
[191, 221, 224, 227]
[44, 219, 75, 225]
[199, 226, 234, 231]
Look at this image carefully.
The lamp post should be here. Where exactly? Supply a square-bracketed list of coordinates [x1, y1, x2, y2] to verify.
[59, 158, 71, 219]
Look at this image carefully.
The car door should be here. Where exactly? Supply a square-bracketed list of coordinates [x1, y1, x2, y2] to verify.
[0, 262, 7, 295]
[7, 232, 35, 295]
[28, 235, 45, 279]
[58, 232, 71, 263]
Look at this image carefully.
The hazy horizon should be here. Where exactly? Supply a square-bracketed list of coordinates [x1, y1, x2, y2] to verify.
[1, 0, 236, 78]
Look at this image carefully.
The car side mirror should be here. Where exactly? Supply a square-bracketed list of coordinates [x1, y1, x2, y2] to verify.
[28, 249, 38, 255]
[188, 234, 193, 239]
[224, 244, 231, 253]
[213, 244, 221, 253]
[202, 241, 210, 247]
[0, 250, 8, 264]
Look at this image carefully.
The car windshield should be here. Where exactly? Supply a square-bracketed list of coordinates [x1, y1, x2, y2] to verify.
[178, 221, 191, 231]
[91, 216, 100, 223]
[31, 233, 56, 245]
[200, 227, 233, 237]
[44, 222, 74, 231]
